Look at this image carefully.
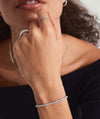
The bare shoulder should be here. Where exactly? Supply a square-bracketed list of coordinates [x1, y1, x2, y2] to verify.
[68, 34, 100, 61]
[61, 34, 100, 75]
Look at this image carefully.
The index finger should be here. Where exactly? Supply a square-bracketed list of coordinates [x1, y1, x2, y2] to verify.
[37, 5, 53, 30]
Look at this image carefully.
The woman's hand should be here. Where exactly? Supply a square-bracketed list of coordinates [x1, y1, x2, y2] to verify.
[13, 5, 64, 87]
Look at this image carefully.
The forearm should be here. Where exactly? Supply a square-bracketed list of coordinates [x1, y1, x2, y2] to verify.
[31, 76, 73, 119]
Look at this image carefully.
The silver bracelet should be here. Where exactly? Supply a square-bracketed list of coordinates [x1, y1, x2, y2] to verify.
[35, 96, 68, 108]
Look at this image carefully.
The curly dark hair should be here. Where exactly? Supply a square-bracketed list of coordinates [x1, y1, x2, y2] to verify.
[0, 0, 100, 46]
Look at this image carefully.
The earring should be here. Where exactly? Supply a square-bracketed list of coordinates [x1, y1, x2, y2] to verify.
[63, 0, 68, 7]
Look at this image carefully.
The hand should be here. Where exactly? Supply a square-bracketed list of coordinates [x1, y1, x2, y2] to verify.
[13, 5, 64, 87]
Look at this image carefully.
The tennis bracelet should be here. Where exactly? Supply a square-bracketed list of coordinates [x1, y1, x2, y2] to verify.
[35, 96, 68, 108]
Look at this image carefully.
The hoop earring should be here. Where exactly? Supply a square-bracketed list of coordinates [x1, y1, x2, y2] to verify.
[63, 0, 68, 7]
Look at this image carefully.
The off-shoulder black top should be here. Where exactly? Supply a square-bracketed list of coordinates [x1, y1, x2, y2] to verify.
[0, 59, 100, 119]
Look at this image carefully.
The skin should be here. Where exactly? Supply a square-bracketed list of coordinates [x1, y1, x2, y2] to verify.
[0, 0, 67, 86]
[0, 0, 100, 118]
[0, 0, 100, 86]
[0, 0, 63, 46]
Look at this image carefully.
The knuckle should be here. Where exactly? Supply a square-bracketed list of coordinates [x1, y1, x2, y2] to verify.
[21, 33, 28, 41]
[44, 27, 52, 35]
[32, 29, 39, 35]
[21, 38, 28, 44]
[20, 34, 29, 44]
[30, 30, 41, 40]
[29, 21, 38, 30]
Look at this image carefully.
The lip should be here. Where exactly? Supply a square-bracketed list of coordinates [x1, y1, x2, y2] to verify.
[16, 3, 45, 10]
[16, 0, 46, 8]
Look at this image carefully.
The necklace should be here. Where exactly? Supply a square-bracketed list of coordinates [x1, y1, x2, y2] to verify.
[9, 37, 69, 78]
[62, 37, 69, 60]
[9, 39, 23, 77]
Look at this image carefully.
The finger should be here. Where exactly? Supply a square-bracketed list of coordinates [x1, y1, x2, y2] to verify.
[29, 20, 40, 36]
[37, 5, 53, 30]
[19, 32, 29, 44]
[48, 11, 62, 40]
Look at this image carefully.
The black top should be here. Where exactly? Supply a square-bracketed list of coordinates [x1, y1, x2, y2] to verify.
[0, 59, 100, 119]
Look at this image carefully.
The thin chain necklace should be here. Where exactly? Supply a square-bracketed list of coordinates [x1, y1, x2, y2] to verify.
[9, 37, 69, 78]
[9, 39, 23, 77]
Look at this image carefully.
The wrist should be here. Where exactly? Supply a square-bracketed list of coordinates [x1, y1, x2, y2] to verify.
[31, 73, 61, 90]
[31, 77, 66, 105]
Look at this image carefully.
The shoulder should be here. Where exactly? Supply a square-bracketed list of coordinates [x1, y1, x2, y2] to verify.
[66, 34, 100, 62]
[62, 34, 100, 75]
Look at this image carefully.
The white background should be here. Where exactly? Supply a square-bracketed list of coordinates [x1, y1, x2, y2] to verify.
[80, 0, 100, 48]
